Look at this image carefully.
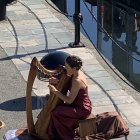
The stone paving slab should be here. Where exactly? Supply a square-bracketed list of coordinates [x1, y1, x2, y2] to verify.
[4, 46, 27, 56]
[108, 95, 136, 105]
[87, 70, 110, 78]
[97, 82, 122, 91]
[107, 89, 128, 96]
[20, 69, 29, 82]
[82, 58, 99, 65]
[117, 103, 140, 125]
[0, 42, 17, 48]
[28, 4, 47, 9]
[82, 64, 105, 72]
[92, 105, 116, 115]
[60, 48, 95, 60]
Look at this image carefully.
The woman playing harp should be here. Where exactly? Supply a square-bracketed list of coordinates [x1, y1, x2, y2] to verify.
[47, 55, 129, 140]
[48, 55, 92, 140]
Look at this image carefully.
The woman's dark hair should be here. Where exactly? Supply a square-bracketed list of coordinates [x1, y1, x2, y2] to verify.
[66, 55, 82, 70]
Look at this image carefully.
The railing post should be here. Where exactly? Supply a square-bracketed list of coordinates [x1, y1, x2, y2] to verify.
[0, 0, 6, 21]
[69, 0, 85, 48]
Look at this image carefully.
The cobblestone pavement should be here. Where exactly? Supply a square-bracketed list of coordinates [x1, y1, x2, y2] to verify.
[0, 0, 140, 139]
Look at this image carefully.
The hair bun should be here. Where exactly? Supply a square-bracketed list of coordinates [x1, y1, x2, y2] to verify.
[66, 55, 83, 70]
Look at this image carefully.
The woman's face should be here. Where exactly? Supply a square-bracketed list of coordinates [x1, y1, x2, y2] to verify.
[65, 61, 74, 76]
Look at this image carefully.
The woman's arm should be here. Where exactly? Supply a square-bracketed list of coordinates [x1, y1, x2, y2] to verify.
[48, 79, 81, 104]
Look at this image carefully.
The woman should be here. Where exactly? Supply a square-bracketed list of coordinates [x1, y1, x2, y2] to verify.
[48, 55, 92, 140]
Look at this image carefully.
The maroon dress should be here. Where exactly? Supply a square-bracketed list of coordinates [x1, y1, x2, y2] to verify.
[86, 111, 129, 140]
[47, 87, 92, 140]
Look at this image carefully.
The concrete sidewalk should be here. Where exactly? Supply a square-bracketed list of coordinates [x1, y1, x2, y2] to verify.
[0, 0, 140, 139]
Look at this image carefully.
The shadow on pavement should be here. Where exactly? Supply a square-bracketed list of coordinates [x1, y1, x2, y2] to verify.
[0, 96, 43, 111]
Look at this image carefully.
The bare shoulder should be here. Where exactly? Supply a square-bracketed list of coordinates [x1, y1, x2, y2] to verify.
[72, 71, 87, 87]
[73, 77, 87, 87]
[73, 78, 81, 85]
[78, 71, 88, 87]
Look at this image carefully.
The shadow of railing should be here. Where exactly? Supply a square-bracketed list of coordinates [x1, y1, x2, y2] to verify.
[0, 46, 70, 61]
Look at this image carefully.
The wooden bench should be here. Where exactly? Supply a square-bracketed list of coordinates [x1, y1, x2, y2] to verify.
[78, 113, 97, 138]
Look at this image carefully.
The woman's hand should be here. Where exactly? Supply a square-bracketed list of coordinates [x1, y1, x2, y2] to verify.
[48, 84, 58, 94]
[49, 77, 59, 85]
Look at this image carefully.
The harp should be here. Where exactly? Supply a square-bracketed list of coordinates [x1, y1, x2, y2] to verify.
[26, 57, 71, 139]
